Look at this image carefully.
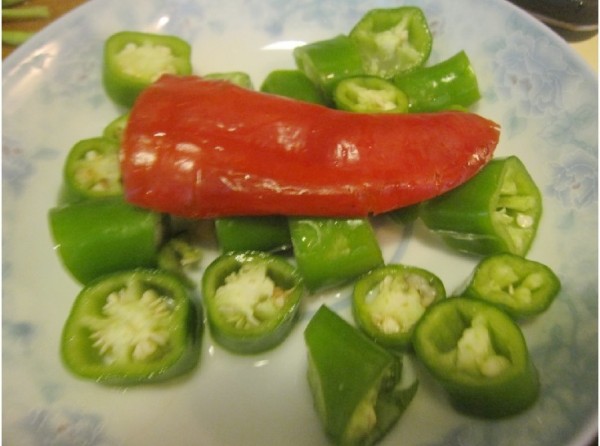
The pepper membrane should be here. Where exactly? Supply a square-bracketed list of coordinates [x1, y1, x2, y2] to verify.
[122, 75, 500, 218]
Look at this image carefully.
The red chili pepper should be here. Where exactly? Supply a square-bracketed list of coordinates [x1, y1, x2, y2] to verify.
[122, 75, 500, 218]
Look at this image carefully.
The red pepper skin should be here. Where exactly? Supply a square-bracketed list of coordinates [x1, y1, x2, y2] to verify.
[122, 75, 500, 218]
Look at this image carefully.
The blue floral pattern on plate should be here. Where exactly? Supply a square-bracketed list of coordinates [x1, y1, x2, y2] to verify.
[3, 0, 597, 445]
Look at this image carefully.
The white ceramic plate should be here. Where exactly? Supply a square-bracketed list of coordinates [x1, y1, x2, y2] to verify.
[3, 0, 597, 445]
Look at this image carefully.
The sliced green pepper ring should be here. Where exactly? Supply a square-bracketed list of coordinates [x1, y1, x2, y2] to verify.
[462, 253, 561, 318]
[413, 297, 539, 418]
[201, 251, 304, 354]
[102, 112, 129, 143]
[420, 156, 542, 256]
[62, 136, 122, 202]
[349, 6, 432, 78]
[333, 75, 409, 113]
[353, 264, 446, 350]
[103, 31, 193, 107]
[61, 268, 202, 386]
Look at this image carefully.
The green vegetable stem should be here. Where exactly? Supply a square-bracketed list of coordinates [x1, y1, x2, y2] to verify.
[305, 305, 418, 445]
[462, 253, 561, 318]
[420, 156, 542, 256]
[413, 297, 540, 418]
[48, 198, 162, 284]
[393, 50, 481, 112]
[103, 31, 193, 107]
[61, 269, 202, 385]
[352, 264, 446, 350]
[289, 217, 384, 292]
[201, 251, 304, 354]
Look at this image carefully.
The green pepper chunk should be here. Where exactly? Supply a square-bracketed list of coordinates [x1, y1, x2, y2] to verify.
[294, 34, 364, 101]
[103, 31, 193, 107]
[289, 218, 384, 292]
[353, 264, 445, 350]
[61, 269, 202, 385]
[48, 198, 162, 284]
[157, 236, 203, 289]
[333, 75, 409, 113]
[260, 69, 327, 105]
[393, 51, 481, 112]
[214, 216, 291, 253]
[62, 137, 122, 202]
[102, 112, 129, 143]
[305, 305, 418, 445]
[349, 7, 432, 79]
[386, 203, 421, 226]
[203, 71, 254, 89]
[412, 297, 539, 418]
[201, 251, 304, 354]
[462, 253, 561, 318]
[420, 156, 542, 256]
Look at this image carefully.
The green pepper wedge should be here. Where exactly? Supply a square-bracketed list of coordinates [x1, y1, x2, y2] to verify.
[260, 69, 327, 105]
[305, 305, 418, 445]
[393, 50, 481, 112]
[333, 75, 409, 113]
[462, 253, 561, 318]
[102, 112, 129, 143]
[48, 198, 162, 284]
[294, 34, 364, 101]
[289, 217, 384, 292]
[103, 31, 193, 107]
[412, 297, 539, 418]
[349, 7, 432, 79]
[62, 136, 122, 202]
[201, 251, 304, 354]
[214, 216, 292, 253]
[420, 156, 542, 256]
[203, 71, 254, 89]
[352, 264, 446, 350]
[61, 269, 202, 385]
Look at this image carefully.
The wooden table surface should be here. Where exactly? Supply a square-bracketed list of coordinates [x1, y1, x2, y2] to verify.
[2, 1, 598, 445]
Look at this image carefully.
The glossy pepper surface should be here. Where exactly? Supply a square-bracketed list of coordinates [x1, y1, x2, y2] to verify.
[352, 264, 446, 350]
[201, 251, 304, 354]
[61, 269, 202, 385]
[289, 217, 383, 292]
[48, 198, 161, 284]
[215, 216, 291, 253]
[420, 156, 541, 256]
[305, 305, 418, 445]
[462, 253, 561, 318]
[122, 75, 500, 218]
[412, 297, 539, 418]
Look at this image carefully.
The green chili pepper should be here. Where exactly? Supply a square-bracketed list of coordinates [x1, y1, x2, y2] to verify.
[333, 75, 409, 113]
[61, 269, 202, 385]
[386, 203, 421, 226]
[294, 34, 364, 101]
[305, 305, 418, 445]
[352, 264, 445, 350]
[48, 198, 162, 284]
[349, 7, 432, 79]
[103, 31, 193, 107]
[203, 71, 254, 89]
[62, 136, 122, 202]
[420, 156, 542, 256]
[393, 50, 481, 113]
[157, 236, 203, 289]
[260, 69, 327, 105]
[413, 297, 539, 418]
[102, 112, 129, 143]
[214, 216, 291, 253]
[462, 253, 561, 318]
[201, 251, 304, 354]
[289, 218, 384, 292]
